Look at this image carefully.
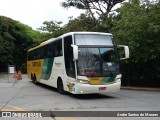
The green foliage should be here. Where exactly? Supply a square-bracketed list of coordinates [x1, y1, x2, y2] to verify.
[111, 1, 160, 86]
[38, 21, 61, 33]
[63, 14, 101, 32]
[61, 0, 125, 20]
[0, 35, 14, 64]
[38, 20, 64, 38]
[112, 1, 160, 62]
[0, 16, 43, 72]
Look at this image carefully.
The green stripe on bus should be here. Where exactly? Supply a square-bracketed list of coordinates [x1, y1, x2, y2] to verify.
[41, 58, 54, 80]
[101, 77, 116, 83]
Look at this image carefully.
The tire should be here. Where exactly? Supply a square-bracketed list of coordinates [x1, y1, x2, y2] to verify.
[57, 79, 65, 94]
[31, 74, 33, 81]
[33, 74, 39, 85]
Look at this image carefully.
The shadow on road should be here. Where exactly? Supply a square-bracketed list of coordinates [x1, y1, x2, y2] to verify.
[30, 81, 117, 100]
[30, 81, 58, 92]
[71, 94, 116, 100]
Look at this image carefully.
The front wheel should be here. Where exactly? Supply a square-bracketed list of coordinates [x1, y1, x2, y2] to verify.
[57, 79, 65, 94]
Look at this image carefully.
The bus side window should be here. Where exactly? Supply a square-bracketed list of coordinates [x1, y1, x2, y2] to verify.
[28, 51, 31, 61]
[64, 36, 75, 78]
[42, 46, 47, 58]
[33, 50, 36, 60]
[45, 43, 53, 58]
[55, 39, 62, 57]
[55, 44, 59, 57]
[30, 51, 34, 60]
[40, 47, 43, 59]
[51, 43, 56, 57]
[46, 45, 49, 58]
[37, 48, 40, 59]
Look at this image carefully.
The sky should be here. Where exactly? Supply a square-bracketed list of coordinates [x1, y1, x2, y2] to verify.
[0, 0, 84, 30]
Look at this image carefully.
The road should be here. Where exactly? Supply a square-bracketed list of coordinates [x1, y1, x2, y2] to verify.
[0, 74, 160, 120]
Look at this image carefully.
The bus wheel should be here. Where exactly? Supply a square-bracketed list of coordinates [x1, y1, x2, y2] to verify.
[33, 74, 39, 85]
[57, 79, 65, 94]
[31, 74, 33, 81]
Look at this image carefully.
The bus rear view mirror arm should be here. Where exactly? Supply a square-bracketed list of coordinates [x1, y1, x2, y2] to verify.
[118, 45, 130, 60]
[71, 44, 78, 60]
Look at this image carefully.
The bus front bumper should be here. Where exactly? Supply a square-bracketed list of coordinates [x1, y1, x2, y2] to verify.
[73, 80, 121, 94]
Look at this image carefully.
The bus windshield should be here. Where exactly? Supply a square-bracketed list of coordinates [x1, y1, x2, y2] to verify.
[77, 47, 119, 77]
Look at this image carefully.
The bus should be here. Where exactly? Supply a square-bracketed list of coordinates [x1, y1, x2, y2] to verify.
[27, 32, 129, 94]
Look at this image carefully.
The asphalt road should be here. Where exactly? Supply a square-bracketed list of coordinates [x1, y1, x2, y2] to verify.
[0, 74, 160, 120]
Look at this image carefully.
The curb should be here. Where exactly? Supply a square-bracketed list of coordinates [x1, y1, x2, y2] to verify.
[121, 86, 160, 91]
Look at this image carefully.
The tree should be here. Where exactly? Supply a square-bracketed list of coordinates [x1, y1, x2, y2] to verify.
[111, 0, 160, 87]
[61, 0, 125, 21]
[37, 20, 64, 38]
[38, 21, 62, 33]
[63, 14, 102, 32]
[113, 0, 160, 62]
[0, 16, 43, 72]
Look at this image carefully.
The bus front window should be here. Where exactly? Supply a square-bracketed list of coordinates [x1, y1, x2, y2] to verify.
[100, 48, 119, 76]
[77, 48, 101, 76]
[77, 47, 119, 77]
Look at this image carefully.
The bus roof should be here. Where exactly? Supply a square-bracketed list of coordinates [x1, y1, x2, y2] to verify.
[28, 32, 113, 52]
[61, 32, 112, 37]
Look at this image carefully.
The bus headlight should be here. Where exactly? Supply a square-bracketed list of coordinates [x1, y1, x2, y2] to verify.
[115, 78, 121, 82]
[77, 79, 90, 84]
[115, 74, 122, 82]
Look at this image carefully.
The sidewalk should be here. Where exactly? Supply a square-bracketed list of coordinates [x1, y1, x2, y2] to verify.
[0, 74, 9, 83]
[0, 73, 25, 83]
[0, 74, 16, 83]
[121, 86, 160, 92]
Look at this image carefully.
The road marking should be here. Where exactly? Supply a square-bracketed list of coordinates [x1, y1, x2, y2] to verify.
[56, 117, 77, 120]
[0, 104, 27, 111]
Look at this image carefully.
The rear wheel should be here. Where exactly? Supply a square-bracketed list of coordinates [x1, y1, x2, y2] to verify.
[31, 74, 33, 81]
[57, 79, 65, 94]
[33, 74, 39, 85]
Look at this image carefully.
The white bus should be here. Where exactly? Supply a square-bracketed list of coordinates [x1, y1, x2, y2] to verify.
[27, 32, 129, 94]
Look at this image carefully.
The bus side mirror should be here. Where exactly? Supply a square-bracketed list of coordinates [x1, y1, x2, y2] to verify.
[71, 44, 78, 60]
[118, 45, 129, 60]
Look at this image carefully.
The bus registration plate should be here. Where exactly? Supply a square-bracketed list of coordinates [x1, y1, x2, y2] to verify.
[99, 87, 106, 91]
